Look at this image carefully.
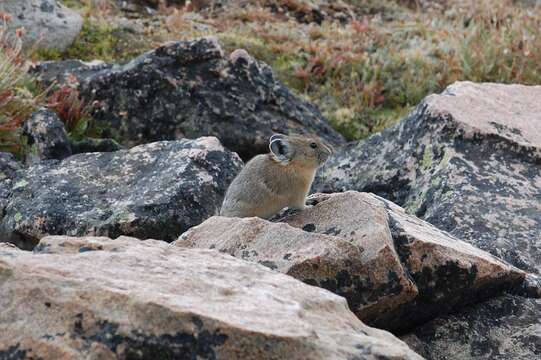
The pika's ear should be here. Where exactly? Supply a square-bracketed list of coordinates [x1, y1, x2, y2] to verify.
[269, 133, 285, 143]
[269, 138, 292, 164]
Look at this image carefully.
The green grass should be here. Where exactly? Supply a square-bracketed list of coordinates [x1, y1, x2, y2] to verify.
[37, 18, 117, 61]
[61, 0, 88, 10]
[37, 15, 153, 63]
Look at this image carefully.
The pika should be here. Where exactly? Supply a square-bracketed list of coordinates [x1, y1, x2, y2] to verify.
[220, 134, 333, 219]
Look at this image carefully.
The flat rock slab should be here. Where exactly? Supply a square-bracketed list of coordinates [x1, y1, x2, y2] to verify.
[0, 137, 242, 250]
[314, 81, 541, 275]
[425, 82, 541, 151]
[175, 191, 525, 332]
[33, 37, 345, 159]
[0, 236, 422, 360]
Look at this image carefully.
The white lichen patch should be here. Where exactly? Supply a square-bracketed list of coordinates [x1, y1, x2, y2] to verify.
[4, 137, 243, 246]
[13, 180, 29, 190]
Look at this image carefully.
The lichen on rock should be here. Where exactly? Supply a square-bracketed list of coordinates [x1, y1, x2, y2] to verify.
[315, 81, 541, 275]
[33, 37, 345, 160]
[0, 137, 242, 250]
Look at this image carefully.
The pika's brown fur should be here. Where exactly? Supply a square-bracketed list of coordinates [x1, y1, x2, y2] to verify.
[220, 134, 333, 219]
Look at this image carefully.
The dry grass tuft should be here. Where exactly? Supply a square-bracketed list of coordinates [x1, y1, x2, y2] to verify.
[0, 14, 45, 154]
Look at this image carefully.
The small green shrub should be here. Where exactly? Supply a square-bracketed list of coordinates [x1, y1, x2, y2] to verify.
[37, 13, 154, 63]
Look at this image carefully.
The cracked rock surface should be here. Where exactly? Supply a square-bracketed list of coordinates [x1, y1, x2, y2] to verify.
[402, 294, 541, 360]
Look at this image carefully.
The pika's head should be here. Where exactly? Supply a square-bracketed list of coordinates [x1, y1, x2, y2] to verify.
[269, 134, 333, 169]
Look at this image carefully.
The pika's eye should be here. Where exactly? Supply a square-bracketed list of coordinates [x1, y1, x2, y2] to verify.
[310, 142, 318, 149]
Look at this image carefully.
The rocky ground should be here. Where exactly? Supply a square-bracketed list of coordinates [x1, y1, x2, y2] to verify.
[32, 37, 344, 160]
[0, 1, 540, 359]
[312, 81, 541, 359]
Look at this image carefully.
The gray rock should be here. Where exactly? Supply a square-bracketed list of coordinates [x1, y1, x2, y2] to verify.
[32, 59, 110, 86]
[0, 137, 242, 250]
[315, 82, 541, 274]
[0, 153, 22, 249]
[32, 37, 345, 159]
[0, 152, 21, 181]
[0, 0, 83, 51]
[113, 1, 156, 16]
[0, 235, 423, 360]
[313, 82, 541, 359]
[20, 102, 122, 159]
[175, 191, 525, 332]
[22, 108, 72, 164]
[402, 295, 541, 360]
[0, 152, 21, 213]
